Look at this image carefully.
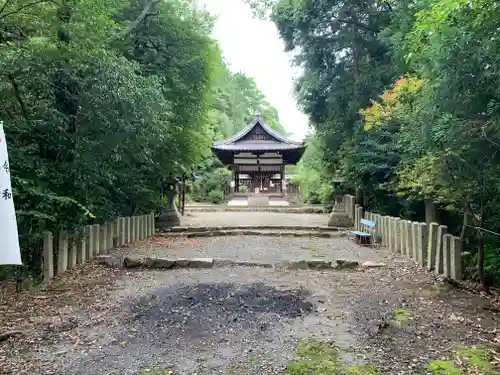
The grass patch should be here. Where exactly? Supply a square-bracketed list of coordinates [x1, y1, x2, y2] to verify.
[392, 308, 412, 326]
[422, 282, 449, 298]
[345, 364, 380, 375]
[301, 243, 321, 252]
[426, 345, 500, 375]
[246, 354, 260, 367]
[286, 339, 379, 375]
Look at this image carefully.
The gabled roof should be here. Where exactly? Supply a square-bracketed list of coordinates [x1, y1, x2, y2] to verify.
[212, 115, 304, 151]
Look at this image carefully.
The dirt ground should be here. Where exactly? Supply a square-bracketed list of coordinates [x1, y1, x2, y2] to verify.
[107, 234, 387, 264]
[180, 211, 329, 227]
[1, 234, 499, 375]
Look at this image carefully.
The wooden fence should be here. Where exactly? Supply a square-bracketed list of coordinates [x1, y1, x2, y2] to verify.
[42, 213, 155, 281]
[344, 194, 462, 281]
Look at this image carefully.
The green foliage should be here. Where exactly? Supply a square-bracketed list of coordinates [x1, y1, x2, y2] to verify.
[426, 360, 464, 375]
[207, 190, 224, 205]
[191, 163, 231, 203]
[286, 339, 380, 375]
[392, 308, 412, 326]
[293, 134, 334, 204]
[0, 0, 280, 279]
[427, 346, 500, 375]
[193, 60, 289, 203]
[250, 0, 500, 285]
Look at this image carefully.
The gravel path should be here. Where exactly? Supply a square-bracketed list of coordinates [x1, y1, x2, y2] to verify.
[3, 260, 499, 375]
[2, 232, 499, 375]
[181, 212, 329, 227]
[114, 235, 388, 264]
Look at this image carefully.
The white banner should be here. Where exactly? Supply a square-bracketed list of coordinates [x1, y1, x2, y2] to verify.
[0, 121, 22, 265]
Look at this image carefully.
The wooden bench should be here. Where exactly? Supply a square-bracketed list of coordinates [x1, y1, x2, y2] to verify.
[348, 218, 376, 245]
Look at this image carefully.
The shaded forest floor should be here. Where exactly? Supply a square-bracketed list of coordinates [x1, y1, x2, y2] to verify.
[1, 233, 500, 375]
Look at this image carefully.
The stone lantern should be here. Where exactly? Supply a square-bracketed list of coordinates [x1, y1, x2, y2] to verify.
[327, 177, 353, 227]
[157, 177, 181, 229]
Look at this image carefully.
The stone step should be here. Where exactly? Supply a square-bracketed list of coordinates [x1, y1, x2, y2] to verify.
[186, 206, 330, 213]
[97, 255, 386, 270]
[247, 195, 269, 207]
[157, 229, 347, 238]
[163, 225, 343, 232]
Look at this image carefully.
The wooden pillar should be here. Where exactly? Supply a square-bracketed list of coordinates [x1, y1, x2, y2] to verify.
[235, 165, 239, 193]
[231, 165, 235, 194]
[181, 175, 186, 216]
[280, 164, 284, 193]
[177, 180, 181, 209]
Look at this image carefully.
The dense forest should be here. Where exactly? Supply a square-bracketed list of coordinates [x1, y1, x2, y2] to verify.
[0, 0, 284, 279]
[4, 0, 500, 287]
[246, 0, 500, 287]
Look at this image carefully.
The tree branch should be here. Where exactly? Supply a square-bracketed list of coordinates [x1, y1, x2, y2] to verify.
[0, 0, 54, 20]
[5, 73, 29, 121]
[111, 0, 161, 42]
[0, 0, 13, 16]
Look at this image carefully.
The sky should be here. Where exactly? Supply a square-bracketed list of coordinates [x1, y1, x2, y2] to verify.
[198, 0, 310, 141]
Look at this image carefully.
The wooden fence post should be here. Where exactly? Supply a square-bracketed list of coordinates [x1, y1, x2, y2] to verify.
[86, 225, 94, 259]
[99, 225, 106, 252]
[78, 235, 87, 264]
[136, 216, 141, 240]
[450, 237, 463, 280]
[124, 217, 130, 244]
[394, 218, 401, 253]
[93, 224, 100, 255]
[443, 234, 453, 277]
[131, 217, 136, 243]
[106, 222, 113, 249]
[412, 222, 419, 262]
[384, 216, 390, 246]
[43, 231, 54, 280]
[57, 231, 69, 275]
[68, 237, 77, 269]
[418, 223, 428, 267]
[388, 217, 395, 252]
[427, 223, 439, 271]
[435, 225, 448, 274]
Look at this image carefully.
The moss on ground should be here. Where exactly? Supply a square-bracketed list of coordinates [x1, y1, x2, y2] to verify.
[392, 308, 412, 326]
[301, 243, 321, 251]
[137, 343, 500, 375]
[286, 339, 379, 375]
[426, 345, 500, 375]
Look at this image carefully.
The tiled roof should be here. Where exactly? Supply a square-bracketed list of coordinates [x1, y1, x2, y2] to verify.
[212, 115, 304, 151]
[213, 143, 304, 151]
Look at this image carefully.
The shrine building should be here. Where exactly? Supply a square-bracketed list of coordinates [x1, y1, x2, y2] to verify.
[212, 112, 306, 195]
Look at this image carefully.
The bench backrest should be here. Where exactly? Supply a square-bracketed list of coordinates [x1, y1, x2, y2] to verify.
[360, 219, 376, 238]
[360, 219, 376, 228]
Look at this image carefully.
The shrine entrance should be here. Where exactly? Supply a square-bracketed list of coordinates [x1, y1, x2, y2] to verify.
[233, 152, 284, 194]
[212, 112, 306, 197]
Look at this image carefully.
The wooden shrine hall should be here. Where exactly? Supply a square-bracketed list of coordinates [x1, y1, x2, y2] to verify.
[212, 112, 306, 194]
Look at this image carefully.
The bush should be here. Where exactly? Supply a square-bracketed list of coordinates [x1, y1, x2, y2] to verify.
[208, 190, 224, 204]
[239, 184, 249, 193]
[192, 167, 232, 202]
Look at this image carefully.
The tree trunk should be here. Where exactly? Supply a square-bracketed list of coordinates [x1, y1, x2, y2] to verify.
[478, 234, 487, 292]
[424, 198, 437, 224]
[355, 187, 363, 206]
[478, 199, 488, 293]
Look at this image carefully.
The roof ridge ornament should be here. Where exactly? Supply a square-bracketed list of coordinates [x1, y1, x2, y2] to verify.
[255, 110, 261, 119]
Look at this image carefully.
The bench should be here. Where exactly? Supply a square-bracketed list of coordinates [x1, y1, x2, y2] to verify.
[348, 218, 376, 245]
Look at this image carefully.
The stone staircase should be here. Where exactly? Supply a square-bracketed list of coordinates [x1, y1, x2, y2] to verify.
[247, 194, 269, 207]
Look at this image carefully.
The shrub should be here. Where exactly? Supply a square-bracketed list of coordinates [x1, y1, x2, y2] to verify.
[208, 190, 224, 204]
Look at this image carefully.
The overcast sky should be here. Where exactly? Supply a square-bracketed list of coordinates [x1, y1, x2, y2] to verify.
[199, 0, 310, 141]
